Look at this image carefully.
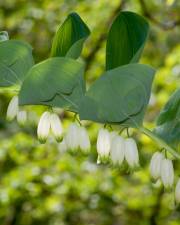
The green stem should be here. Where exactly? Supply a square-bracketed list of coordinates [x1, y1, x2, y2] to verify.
[139, 126, 180, 160]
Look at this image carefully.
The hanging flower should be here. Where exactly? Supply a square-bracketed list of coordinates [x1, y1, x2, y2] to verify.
[124, 138, 139, 168]
[175, 178, 180, 204]
[37, 111, 51, 143]
[79, 126, 91, 153]
[110, 135, 125, 166]
[6, 96, 19, 121]
[160, 158, 174, 189]
[65, 122, 80, 151]
[50, 113, 63, 142]
[97, 128, 111, 160]
[17, 110, 27, 126]
[150, 152, 164, 180]
[110, 131, 118, 143]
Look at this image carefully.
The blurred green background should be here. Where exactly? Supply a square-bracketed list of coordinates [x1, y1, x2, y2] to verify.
[0, 0, 180, 225]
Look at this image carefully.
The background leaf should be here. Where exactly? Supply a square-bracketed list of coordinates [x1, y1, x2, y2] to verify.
[50, 12, 90, 59]
[79, 64, 155, 127]
[0, 40, 34, 87]
[19, 57, 85, 113]
[106, 11, 149, 70]
[154, 89, 180, 150]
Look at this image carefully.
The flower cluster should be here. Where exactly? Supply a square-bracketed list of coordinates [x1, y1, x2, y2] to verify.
[6, 96, 27, 126]
[150, 151, 180, 203]
[97, 128, 139, 169]
[59, 122, 91, 153]
[6, 99, 180, 205]
[37, 112, 91, 153]
[37, 111, 63, 143]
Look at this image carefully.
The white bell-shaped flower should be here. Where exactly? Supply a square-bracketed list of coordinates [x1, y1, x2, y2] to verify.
[175, 179, 180, 204]
[124, 138, 139, 168]
[37, 111, 51, 143]
[110, 135, 125, 166]
[97, 128, 111, 159]
[50, 113, 63, 142]
[17, 110, 27, 126]
[65, 123, 80, 151]
[6, 96, 19, 121]
[110, 131, 118, 143]
[160, 158, 174, 189]
[79, 126, 91, 153]
[150, 152, 164, 180]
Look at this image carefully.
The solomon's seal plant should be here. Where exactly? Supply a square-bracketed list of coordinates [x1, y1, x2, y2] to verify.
[1, 12, 180, 203]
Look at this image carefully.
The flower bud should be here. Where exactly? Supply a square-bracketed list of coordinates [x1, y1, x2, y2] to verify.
[175, 179, 180, 204]
[160, 158, 174, 189]
[110, 135, 125, 166]
[150, 152, 164, 180]
[6, 96, 19, 121]
[50, 113, 63, 142]
[17, 111, 27, 126]
[65, 123, 80, 151]
[124, 138, 139, 168]
[97, 128, 111, 159]
[37, 111, 51, 143]
[79, 126, 91, 153]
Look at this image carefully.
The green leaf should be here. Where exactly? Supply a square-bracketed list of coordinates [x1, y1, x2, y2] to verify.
[154, 89, 180, 149]
[106, 11, 149, 70]
[50, 12, 90, 59]
[0, 31, 9, 42]
[79, 64, 155, 127]
[19, 57, 85, 113]
[0, 40, 34, 87]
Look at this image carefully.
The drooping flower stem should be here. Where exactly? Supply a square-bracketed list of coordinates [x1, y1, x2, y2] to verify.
[139, 126, 180, 160]
[73, 113, 81, 126]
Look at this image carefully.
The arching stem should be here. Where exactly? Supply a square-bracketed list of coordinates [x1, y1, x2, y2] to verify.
[139, 126, 180, 160]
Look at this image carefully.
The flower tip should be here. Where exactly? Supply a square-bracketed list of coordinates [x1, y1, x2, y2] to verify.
[98, 155, 109, 164]
[129, 162, 140, 171]
[55, 136, 63, 143]
[6, 115, 13, 122]
[38, 137, 47, 144]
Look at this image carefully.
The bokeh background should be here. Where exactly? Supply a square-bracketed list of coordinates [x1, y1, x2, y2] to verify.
[0, 0, 180, 224]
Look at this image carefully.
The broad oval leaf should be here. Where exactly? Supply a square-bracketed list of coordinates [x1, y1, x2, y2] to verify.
[154, 89, 180, 150]
[106, 11, 149, 70]
[51, 12, 90, 59]
[0, 40, 34, 87]
[79, 64, 155, 127]
[19, 57, 85, 113]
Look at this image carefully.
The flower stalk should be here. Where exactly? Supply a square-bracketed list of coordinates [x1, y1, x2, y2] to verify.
[139, 126, 180, 160]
